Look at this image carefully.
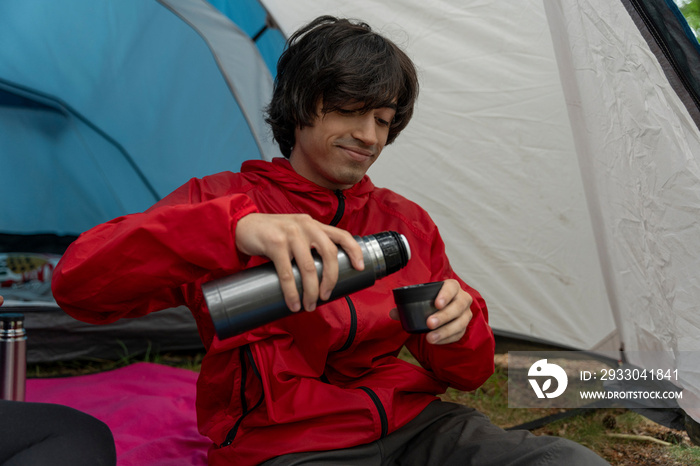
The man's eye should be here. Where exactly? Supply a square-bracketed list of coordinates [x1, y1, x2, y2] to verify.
[376, 118, 390, 127]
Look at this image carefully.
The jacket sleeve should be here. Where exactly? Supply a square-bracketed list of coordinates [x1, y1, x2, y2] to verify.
[404, 230, 496, 392]
[51, 177, 258, 325]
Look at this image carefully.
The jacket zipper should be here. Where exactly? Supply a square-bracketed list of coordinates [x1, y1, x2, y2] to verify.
[329, 190, 356, 352]
[330, 189, 345, 226]
[320, 282, 357, 383]
[358, 386, 389, 438]
[221, 345, 264, 447]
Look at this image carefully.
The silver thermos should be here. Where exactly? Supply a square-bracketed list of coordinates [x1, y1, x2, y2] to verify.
[203, 231, 411, 340]
[0, 313, 27, 401]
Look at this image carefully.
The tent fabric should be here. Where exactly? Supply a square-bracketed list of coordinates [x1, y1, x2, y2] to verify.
[261, 0, 619, 351]
[5, 304, 202, 364]
[206, 0, 286, 75]
[545, 0, 700, 421]
[0, 0, 276, 362]
[259, 0, 700, 422]
[0, 0, 278, 237]
[26, 362, 209, 465]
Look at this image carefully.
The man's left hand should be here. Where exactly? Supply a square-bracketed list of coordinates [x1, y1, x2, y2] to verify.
[390, 279, 473, 345]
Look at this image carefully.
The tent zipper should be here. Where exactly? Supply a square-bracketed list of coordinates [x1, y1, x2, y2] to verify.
[358, 386, 389, 438]
[330, 190, 345, 226]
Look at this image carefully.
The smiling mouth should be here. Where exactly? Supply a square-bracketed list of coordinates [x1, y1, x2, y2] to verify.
[339, 145, 375, 160]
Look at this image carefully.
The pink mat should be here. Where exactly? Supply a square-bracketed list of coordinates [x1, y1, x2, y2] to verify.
[26, 362, 210, 466]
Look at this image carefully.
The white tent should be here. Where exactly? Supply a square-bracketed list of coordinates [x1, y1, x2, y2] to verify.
[259, 0, 700, 423]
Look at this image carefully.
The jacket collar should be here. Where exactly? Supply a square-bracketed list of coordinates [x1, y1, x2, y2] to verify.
[241, 157, 376, 199]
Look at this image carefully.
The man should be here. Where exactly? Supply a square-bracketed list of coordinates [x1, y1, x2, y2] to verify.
[52, 16, 608, 465]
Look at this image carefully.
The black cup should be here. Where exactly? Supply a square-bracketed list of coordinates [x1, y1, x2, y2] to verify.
[392, 281, 443, 333]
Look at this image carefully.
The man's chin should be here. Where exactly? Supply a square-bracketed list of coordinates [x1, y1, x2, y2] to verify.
[326, 174, 364, 190]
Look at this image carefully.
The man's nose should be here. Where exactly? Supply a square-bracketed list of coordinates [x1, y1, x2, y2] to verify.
[351, 114, 379, 146]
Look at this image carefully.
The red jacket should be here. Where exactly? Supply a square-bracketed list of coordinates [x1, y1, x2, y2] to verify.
[52, 158, 495, 465]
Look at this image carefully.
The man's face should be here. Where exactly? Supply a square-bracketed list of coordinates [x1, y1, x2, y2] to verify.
[289, 100, 397, 191]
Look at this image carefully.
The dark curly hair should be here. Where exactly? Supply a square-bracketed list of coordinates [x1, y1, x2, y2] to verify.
[265, 16, 419, 157]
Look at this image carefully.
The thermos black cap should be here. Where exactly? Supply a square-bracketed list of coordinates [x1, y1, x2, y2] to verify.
[374, 231, 411, 275]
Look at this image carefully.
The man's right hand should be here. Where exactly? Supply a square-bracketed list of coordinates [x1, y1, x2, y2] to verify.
[235, 213, 364, 313]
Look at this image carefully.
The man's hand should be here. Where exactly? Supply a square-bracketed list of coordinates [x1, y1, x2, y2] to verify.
[235, 213, 364, 313]
[390, 279, 473, 345]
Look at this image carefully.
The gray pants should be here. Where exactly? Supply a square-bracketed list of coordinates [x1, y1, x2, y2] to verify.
[0, 400, 116, 466]
[263, 401, 609, 466]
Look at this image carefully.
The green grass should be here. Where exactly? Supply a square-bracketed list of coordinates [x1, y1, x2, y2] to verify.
[27, 341, 203, 378]
[668, 444, 700, 465]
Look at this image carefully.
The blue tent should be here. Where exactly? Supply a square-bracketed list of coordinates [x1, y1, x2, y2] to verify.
[0, 0, 285, 362]
[1, 0, 284, 238]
